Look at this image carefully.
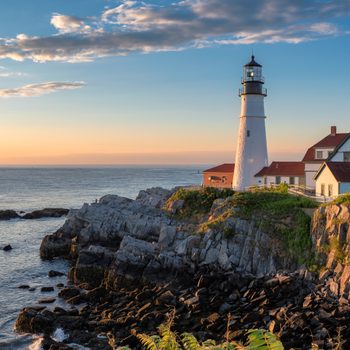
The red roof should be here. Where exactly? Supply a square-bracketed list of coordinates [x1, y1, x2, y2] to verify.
[203, 163, 234, 173]
[254, 162, 305, 177]
[317, 162, 350, 182]
[302, 133, 348, 162]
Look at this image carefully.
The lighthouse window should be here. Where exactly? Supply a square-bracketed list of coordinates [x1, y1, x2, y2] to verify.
[247, 130, 250, 137]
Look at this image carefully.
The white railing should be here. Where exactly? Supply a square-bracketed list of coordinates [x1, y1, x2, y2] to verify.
[243, 184, 335, 203]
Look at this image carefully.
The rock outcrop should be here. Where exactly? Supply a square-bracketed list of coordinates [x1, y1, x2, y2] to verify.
[40, 188, 297, 289]
[312, 204, 350, 299]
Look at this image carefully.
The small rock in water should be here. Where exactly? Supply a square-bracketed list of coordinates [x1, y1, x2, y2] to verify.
[0, 210, 20, 220]
[56, 283, 65, 288]
[29, 288, 36, 292]
[3, 245, 12, 251]
[41, 286, 54, 292]
[38, 297, 56, 304]
[48, 270, 65, 277]
[18, 285, 30, 289]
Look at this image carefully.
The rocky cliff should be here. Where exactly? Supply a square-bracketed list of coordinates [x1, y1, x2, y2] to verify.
[16, 188, 350, 349]
[311, 203, 350, 299]
[40, 187, 302, 289]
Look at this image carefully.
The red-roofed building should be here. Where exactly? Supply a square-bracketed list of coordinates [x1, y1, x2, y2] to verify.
[202, 126, 350, 196]
[203, 163, 234, 188]
[314, 162, 350, 198]
[254, 161, 305, 186]
[303, 126, 349, 190]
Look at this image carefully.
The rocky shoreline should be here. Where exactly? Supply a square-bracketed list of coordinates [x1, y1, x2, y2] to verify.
[14, 187, 350, 349]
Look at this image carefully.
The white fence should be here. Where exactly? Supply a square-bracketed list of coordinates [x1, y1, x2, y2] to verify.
[244, 184, 335, 203]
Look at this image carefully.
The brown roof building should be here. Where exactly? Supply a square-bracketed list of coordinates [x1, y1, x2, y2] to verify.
[203, 163, 234, 188]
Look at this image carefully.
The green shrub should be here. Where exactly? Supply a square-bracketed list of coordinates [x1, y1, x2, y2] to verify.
[332, 193, 350, 206]
[166, 187, 234, 218]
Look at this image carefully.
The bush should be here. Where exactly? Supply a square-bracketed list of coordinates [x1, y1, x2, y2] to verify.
[332, 193, 350, 206]
[166, 187, 234, 218]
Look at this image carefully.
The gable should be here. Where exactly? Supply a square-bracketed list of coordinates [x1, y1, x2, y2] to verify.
[328, 135, 350, 162]
[314, 163, 338, 183]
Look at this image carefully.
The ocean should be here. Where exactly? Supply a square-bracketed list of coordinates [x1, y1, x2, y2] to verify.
[0, 166, 205, 349]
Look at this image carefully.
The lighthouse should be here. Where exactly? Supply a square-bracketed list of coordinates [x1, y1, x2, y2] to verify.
[232, 55, 268, 190]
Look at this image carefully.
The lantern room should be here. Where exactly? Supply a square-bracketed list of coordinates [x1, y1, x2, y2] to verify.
[239, 55, 267, 96]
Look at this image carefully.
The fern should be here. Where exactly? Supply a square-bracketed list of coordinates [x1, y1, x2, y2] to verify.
[137, 333, 160, 350]
[182, 332, 201, 350]
[246, 329, 283, 350]
[158, 323, 179, 350]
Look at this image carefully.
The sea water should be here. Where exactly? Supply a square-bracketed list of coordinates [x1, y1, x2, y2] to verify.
[0, 166, 204, 349]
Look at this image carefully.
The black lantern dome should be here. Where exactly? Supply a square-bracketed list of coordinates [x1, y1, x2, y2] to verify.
[239, 55, 267, 96]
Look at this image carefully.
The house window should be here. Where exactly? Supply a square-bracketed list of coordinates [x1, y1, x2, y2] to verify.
[264, 177, 267, 185]
[328, 184, 333, 197]
[222, 176, 227, 183]
[276, 176, 281, 184]
[321, 184, 325, 196]
[247, 130, 250, 137]
[289, 177, 295, 185]
[316, 151, 323, 159]
[344, 152, 350, 162]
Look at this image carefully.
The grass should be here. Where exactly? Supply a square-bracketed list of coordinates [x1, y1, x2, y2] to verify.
[166, 187, 234, 218]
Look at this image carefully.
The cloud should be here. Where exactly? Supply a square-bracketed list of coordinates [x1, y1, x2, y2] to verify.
[0, 81, 85, 97]
[50, 14, 92, 33]
[0, 0, 349, 63]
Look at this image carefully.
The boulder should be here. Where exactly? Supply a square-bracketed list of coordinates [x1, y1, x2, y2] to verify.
[40, 235, 71, 260]
[0, 210, 19, 220]
[3, 244, 13, 251]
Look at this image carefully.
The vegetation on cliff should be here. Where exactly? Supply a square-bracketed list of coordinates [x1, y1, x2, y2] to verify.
[166, 185, 319, 266]
[166, 187, 234, 218]
[331, 193, 350, 206]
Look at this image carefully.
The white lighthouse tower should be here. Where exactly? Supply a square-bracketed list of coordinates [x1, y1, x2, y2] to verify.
[232, 56, 268, 190]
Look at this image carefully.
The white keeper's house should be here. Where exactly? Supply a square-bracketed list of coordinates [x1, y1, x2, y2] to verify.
[202, 55, 350, 199]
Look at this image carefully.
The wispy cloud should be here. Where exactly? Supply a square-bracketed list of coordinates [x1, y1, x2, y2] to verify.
[0, 0, 348, 63]
[0, 81, 85, 97]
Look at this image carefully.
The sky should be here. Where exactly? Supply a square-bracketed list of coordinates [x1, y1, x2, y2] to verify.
[0, 0, 349, 165]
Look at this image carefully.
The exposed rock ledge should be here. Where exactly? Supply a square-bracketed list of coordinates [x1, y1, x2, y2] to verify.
[40, 187, 296, 289]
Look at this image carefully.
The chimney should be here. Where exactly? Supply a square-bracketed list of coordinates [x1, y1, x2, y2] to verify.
[331, 126, 337, 136]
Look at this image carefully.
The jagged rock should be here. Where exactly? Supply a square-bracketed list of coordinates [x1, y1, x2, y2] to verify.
[166, 199, 185, 214]
[40, 235, 71, 260]
[136, 187, 172, 208]
[312, 204, 350, 298]
[3, 244, 13, 251]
